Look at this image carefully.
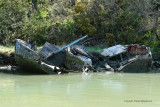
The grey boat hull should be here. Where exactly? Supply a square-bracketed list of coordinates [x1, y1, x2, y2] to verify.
[119, 58, 152, 73]
[15, 39, 60, 74]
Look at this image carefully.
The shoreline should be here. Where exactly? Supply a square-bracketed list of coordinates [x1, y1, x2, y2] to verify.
[0, 46, 160, 74]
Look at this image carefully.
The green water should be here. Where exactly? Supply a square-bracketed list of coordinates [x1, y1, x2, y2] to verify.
[0, 72, 160, 107]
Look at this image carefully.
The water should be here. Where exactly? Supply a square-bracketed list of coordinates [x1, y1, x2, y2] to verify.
[0, 72, 160, 107]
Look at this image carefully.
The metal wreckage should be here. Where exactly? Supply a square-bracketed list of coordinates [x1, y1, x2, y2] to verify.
[15, 35, 152, 74]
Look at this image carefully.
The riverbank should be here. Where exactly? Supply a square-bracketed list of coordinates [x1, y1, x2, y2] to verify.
[0, 52, 16, 65]
[0, 51, 18, 73]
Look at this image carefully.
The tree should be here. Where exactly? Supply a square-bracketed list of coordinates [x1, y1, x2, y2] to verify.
[0, 0, 30, 45]
[73, 1, 96, 37]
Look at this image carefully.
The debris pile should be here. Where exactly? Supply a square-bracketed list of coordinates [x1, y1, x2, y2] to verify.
[153, 61, 160, 67]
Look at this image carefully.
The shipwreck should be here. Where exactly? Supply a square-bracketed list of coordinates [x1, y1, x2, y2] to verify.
[65, 43, 152, 73]
[15, 35, 152, 74]
[15, 35, 88, 74]
[100, 44, 152, 72]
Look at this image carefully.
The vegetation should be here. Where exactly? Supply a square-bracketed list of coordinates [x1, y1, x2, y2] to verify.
[0, 0, 159, 51]
[0, 46, 14, 53]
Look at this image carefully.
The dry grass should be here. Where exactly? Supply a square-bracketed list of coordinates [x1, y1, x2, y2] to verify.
[0, 45, 106, 54]
[0, 45, 14, 53]
[0, 45, 43, 53]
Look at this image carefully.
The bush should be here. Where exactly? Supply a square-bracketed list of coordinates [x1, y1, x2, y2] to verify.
[73, 2, 96, 37]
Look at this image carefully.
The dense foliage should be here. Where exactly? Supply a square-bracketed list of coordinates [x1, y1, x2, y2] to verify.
[0, 0, 159, 51]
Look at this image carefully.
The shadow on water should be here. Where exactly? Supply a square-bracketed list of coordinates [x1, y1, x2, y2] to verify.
[0, 68, 160, 76]
[0, 68, 52, 75]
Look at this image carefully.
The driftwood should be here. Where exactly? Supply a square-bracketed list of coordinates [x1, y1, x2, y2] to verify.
[0, 65, 17, 71]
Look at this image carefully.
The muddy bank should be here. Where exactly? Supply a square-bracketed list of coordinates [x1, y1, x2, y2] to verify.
[0, 52, 16, 66]
[0, 52, 18, 73]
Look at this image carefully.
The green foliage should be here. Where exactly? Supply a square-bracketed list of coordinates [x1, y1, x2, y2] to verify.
[0, 0, 159, 51]
[143, 31, 160, 52]
[151, 41, 160, 52]
[117, 26, 141, 45]
[73, 2, 96, 36]
[57, 19, 76, 43]
[20, 7, 51, 45]
[0, 0, 30, 45]
[106, 33, 115, 46]
[74, 2, 87, 13]
[36, 8, 49, 20]
[21, 18, 49, 45]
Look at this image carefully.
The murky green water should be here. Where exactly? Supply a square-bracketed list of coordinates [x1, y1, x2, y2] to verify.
[0, 72, 160, 107]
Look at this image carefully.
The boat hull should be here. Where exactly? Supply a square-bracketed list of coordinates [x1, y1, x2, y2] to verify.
[15, 39, 58, 74]
[64, 52, 85, 72]
[119, 58, 152, 73]
[15, 55, 46, 74]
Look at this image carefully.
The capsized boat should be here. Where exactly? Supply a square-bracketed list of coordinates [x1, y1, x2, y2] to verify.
[15, 35, 88, 74]
[100, 44, 152, 72]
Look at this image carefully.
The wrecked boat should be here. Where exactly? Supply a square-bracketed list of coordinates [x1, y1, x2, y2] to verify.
[15, 39, 63, 74]
[100, 44, 152, 72]
[15, 35, 152, 73]
[65, 45, 112, 72]
[66, 43, 152, 73]
[15, 35, 88, 74]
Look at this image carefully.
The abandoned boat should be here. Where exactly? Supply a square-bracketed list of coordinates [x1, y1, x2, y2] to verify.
[15, 35, 152, 73]
[65, 45, 112, 72]
[15, 35, 88, 74]
[66, 43, 152, 73]
[100, 44, 152, 72]
[15, 39, 63, 74]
